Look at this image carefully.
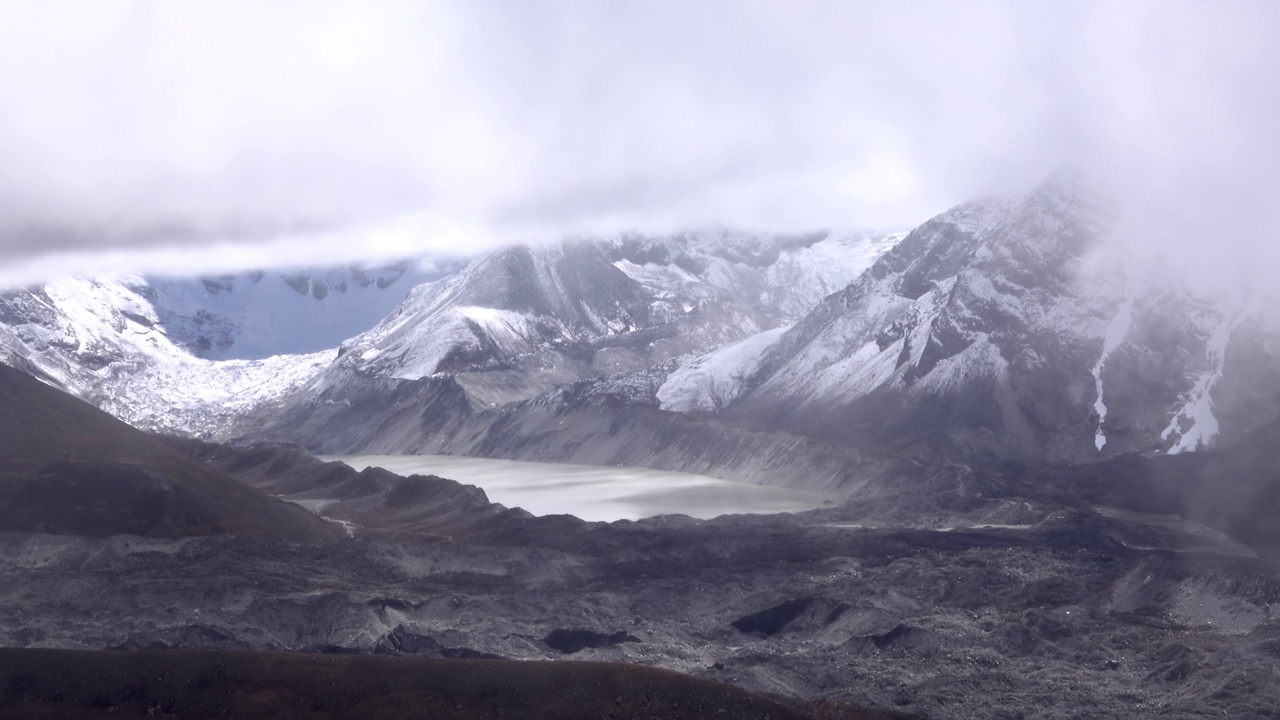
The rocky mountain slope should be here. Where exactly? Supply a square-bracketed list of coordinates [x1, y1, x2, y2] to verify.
[6, 172, 1280, 481]
[0, 231, 897, 445]
[247, 171, 1280, 486]
[214, 231, 901, 466]
[655, 171, 1280, 462]
[309, 230, 901, 410]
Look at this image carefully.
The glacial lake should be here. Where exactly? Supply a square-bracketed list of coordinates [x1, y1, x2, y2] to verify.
[323, 455, 834, 522]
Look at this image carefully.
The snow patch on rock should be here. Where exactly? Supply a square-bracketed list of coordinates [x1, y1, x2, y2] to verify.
[0, 276, 332, 436]
[1093, 294, 1136, 451]
[1162, 294, 1260, 453]
[657, 326, 790, 413]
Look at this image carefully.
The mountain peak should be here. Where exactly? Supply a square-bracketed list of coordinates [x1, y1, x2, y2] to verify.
[711, 170, 1280, 462]
[968, 167, 1111, 292]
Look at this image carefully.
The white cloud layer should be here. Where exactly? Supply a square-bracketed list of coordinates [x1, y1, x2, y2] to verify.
[0, 0, 1277, 285]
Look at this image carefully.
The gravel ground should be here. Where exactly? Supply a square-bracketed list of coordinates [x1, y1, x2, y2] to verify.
[1, 500, 1277, 720]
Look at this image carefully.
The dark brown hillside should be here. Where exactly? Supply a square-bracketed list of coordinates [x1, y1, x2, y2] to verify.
[0, 363, 340, 542]
[0, 648, 853, 720]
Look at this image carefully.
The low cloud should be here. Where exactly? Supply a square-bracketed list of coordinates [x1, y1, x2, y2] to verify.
[0, 0, 1276, 286]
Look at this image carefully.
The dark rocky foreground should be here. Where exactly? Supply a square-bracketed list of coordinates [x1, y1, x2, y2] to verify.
[0, 648, 838, 720]
[0, 364, 340, 543]
[2, 478, 1279, 719]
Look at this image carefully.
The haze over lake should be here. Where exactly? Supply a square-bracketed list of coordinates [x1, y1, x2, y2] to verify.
[326, 455, 834, 522]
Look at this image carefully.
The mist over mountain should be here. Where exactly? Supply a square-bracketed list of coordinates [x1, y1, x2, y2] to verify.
[194, 172, 1280, 478]
[6, 172, 1280, 477]
[2, 1, 1279, 296]
[714, 171, 1280, 460]
[0, 230, 896, 438]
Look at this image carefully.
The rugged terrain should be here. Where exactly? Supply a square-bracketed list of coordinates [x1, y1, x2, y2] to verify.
[7, 174, 1277, 481]
[241, 172, 1280, 487]
[714, 171, 1280, 461]
[0, 231, 899, 450]
[4, 436, 1280, 719]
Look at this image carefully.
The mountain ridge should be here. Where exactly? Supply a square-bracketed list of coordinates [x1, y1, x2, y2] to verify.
[3, 180, 1279, 491]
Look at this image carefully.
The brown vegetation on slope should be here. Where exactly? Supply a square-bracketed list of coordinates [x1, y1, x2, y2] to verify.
[0, 648, 828, 720]
[0, 364, 340, 542]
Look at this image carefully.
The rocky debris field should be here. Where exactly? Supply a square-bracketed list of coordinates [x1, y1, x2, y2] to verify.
[1, 491, 1278, 720]
[4, 368, 1280, 719]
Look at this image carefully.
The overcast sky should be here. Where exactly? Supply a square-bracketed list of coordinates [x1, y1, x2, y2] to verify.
[0, 0, 1276, 286]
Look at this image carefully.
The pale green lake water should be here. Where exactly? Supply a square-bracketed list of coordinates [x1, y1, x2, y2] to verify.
[322, 454, 833, 522]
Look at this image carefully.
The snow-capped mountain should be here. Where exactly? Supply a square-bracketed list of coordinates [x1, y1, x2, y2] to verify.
[319, 169, 1280, 485]
[10, 168, 1274, 481]
[0, 231, 898, 447]
[270, 230, 901, 415]
[667, 171, 1280, 460]
[0, 261, 444, 435]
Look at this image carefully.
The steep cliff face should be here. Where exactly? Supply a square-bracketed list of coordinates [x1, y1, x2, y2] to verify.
[323, 232, 901, 409]
[225, 230, 898, 460]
